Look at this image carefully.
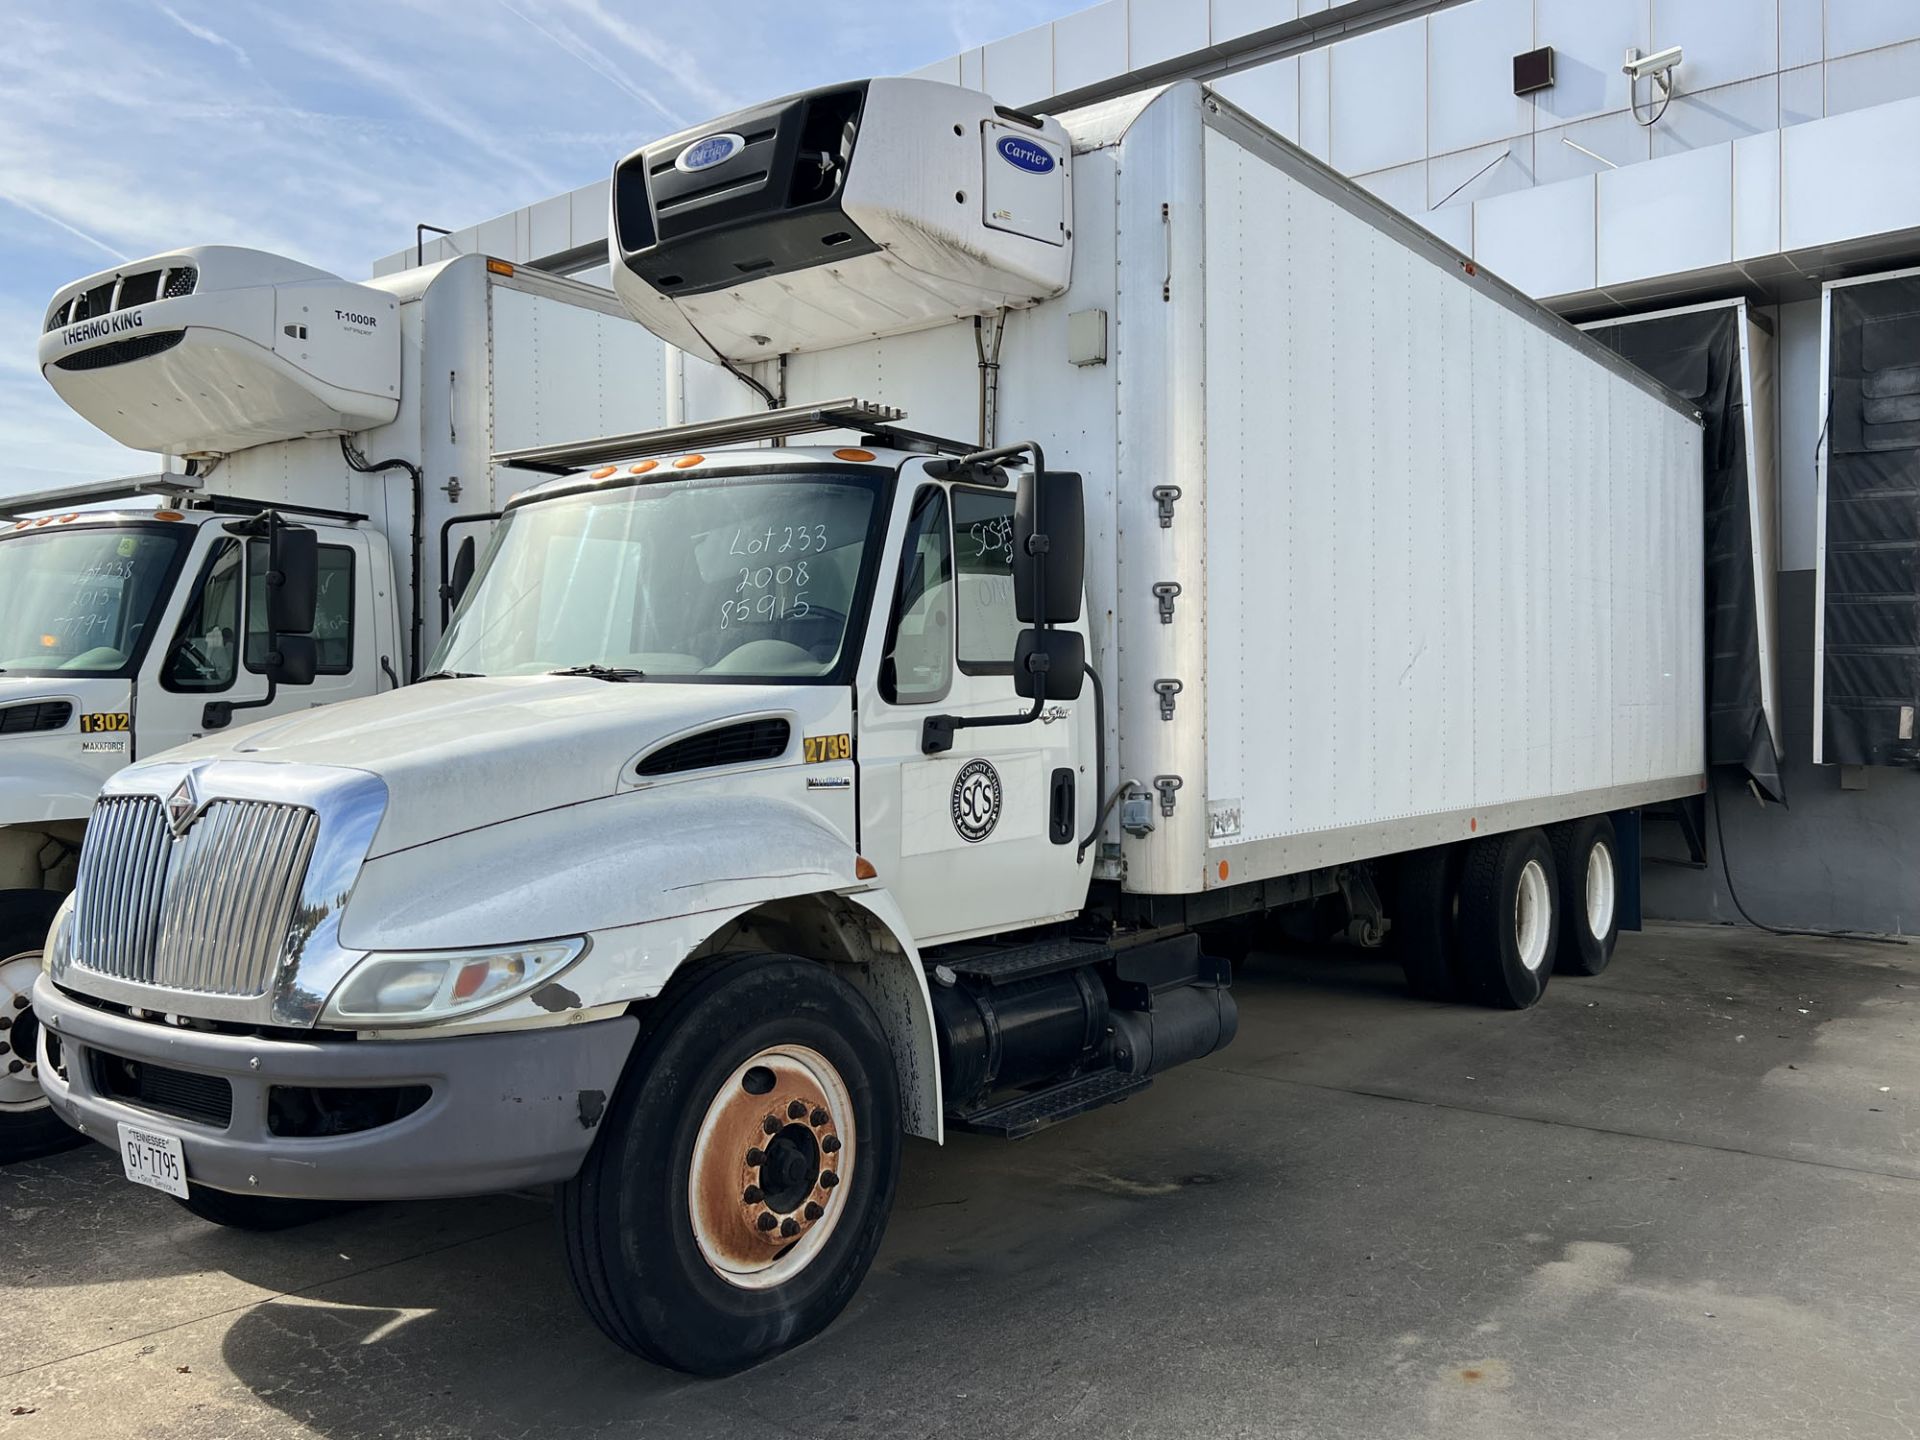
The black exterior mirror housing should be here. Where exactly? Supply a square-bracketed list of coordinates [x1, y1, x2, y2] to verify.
[1014, 627, 1085, 702]
[449, 535, 478, 612]
[266, 634, 317, 687]
[1013, 471, 1084, 625]
[267, 524, 319, 635]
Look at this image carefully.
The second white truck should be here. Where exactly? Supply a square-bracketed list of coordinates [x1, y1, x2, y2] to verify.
[35, 79, 1703, 1370]
[1, 248, 665, 1158]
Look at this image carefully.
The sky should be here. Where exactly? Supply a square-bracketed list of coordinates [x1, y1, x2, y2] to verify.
[0, 0, 1081, 498]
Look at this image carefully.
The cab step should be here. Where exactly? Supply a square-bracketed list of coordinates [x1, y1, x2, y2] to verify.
[949, 1069, 1151, 1139]
[936, 936, 1113, 987]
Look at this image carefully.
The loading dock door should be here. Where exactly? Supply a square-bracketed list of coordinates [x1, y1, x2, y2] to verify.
[1816, 268, 1920, 767]
[1585, 299, 1783, 801]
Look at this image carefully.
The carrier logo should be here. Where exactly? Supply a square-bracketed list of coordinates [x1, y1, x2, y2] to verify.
[950, 759, 1002, 843]
[62, 310, 144, 347]
[995, 136, 1056, 175]
[675, 132, 745, 173]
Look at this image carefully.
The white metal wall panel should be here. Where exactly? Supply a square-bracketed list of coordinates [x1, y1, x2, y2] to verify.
[488, 285, 667, 458]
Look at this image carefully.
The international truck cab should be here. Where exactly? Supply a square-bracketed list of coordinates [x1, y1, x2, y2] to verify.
[34, 78, 1703, 1373]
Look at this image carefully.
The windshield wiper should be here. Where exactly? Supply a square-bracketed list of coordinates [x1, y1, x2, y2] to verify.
[547, 664, 647, 682]
[418, 669, 483, 682]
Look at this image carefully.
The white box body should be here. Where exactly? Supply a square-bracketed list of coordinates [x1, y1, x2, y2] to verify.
[683, 82, 1707, 895]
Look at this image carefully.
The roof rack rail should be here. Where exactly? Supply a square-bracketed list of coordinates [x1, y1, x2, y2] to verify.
[0, 471, 202, 521]
[491, 398, 909, 475]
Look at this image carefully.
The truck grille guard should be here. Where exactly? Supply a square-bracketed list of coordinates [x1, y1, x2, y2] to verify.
[54, 761, 388, 1028]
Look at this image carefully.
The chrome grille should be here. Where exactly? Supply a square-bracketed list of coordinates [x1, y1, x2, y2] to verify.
[69, 795, 319, 998]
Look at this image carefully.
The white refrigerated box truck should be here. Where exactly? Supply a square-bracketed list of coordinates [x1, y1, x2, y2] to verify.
[0, 249, 665, 1158]
[35, 80, 1705, 1370]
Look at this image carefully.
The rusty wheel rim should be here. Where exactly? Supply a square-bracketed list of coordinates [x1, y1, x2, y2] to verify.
[688, 1043, 854, 1290]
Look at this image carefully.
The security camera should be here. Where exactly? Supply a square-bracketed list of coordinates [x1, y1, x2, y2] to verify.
[1623, 46, 1682, 81]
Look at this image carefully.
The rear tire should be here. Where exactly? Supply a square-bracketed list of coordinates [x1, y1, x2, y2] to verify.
[0, 890, 84, 1164]
[1457, 829, 1558, 1010]
[1550, 815, 1620, 976]
[175, 1186, 354, 1231]
[1389, 847, 1463, 1000]
[559, 955, 901, 1375]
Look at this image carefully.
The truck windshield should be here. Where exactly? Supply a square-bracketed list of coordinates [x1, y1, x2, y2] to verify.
[0, 525, 187, 676]
[433, 469, 887, 682]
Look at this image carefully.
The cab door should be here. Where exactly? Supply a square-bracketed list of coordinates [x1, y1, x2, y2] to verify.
[855, 467, 1092, 945]
[137, 525, 377, 757]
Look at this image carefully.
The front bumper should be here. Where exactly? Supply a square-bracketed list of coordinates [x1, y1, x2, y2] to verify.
[34, 975, 638, 1201]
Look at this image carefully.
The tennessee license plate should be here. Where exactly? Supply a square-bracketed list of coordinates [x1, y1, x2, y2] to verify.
[117, 1122, 189, 1198]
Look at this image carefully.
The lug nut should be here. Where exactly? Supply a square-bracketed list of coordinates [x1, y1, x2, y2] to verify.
[804, 1201, 823, 1221]
[787, 1099, 807, 1119]
[780, 1217, 800, 1237]
[0, 1042, 9, 1058]
[742, 1185, 763, 1205]
[756, 1213, 779, 1232]
[821, 1135, 841, 1154]
[12, 995, 26, 1010]
[761, 1115, 779, 1135]
[819, 1170, 839, 1189]
[6, 1060, 22, 1074]
[746, 1147, 766, 1167]
[810, 1107, 828, 1127]
[0, 1015, 13, 1029]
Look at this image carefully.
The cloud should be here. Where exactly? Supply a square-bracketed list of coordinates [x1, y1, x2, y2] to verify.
[155, 3, 253, 67]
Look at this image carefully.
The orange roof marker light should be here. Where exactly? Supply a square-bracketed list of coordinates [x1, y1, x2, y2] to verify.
[673, 454, 704, 469]
[153, 510, 184, 522]
[834, 448, 876, 463]
[486, 258, 515, 277]
[629, 460, 659, 475]
[58, 514, 78, 524]
[33, 516, 54, 527]
[589, 465, 618, 479]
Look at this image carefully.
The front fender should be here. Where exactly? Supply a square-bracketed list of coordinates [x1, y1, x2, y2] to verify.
[0, 752, 111, 825]
[338, 789, 858, 953]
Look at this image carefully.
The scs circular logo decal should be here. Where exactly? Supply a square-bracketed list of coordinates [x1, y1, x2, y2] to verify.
[950, 759, 1002, 843]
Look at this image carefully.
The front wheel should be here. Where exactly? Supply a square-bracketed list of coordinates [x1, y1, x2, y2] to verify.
[0, 891, 84, 1164]
[560, 955, 901, 1374]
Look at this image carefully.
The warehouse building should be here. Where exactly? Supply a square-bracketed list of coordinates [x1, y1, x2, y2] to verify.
[373, 0, 1920, 936]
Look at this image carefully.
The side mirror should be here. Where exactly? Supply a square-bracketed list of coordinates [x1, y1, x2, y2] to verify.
[264, 634, 317, 687]
[1014, 628, 1085, 702]
[1013, 471, 1084, 626]
[448, 535, 477, 611]
[267, 524, 319, 635]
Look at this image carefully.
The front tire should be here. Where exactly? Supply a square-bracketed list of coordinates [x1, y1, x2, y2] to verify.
[0, 890, 84, 1164]
[1457, 829, 1558, 1009]
[560, 955, 901, 1374]
[1550, 815, 1620, 976]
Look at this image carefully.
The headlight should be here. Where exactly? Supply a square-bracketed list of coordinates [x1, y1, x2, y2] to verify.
[43, 893, 77, 976]
[321, 937, 587, 1027]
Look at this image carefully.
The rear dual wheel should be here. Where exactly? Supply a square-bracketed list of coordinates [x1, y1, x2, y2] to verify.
[1458, 828, 1559, 1009]
[560, 956, 901, 1375]
[1550, 815, 1620, 977]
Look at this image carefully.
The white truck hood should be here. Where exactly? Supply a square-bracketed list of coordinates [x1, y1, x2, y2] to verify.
[157, 675, 828, 857]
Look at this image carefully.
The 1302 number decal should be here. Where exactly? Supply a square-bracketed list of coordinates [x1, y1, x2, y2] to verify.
[80, 712, 130, 733]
